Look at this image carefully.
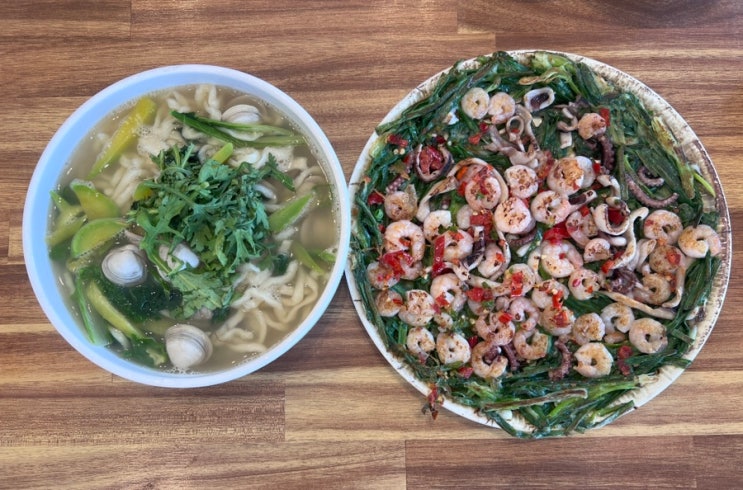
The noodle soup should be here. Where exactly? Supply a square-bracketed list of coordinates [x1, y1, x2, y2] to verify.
[43, 80, 342, 376]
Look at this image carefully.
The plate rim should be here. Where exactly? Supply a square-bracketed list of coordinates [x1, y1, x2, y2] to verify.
[345, 49, 732, 432]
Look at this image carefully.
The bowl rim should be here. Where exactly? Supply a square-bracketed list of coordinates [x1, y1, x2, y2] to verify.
[23, 64, 351, 388]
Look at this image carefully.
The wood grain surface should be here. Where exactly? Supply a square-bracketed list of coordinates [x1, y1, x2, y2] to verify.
[1, 1, 742, 488]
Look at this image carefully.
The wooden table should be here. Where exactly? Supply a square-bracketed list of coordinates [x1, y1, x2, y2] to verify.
[2, 1, 742, 488]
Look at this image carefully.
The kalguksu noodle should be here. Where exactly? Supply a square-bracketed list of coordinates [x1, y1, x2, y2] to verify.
[48, 83, 339, 372]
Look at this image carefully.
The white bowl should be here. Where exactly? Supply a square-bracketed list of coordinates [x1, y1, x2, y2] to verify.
[23, 65, 351, 388]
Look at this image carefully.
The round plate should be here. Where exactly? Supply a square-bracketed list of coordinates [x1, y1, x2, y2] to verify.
[345, 50, 732, 434]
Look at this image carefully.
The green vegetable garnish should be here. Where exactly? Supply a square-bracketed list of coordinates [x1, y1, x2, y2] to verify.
[88, 97, 158, 179]
[128, 144, 295, 319]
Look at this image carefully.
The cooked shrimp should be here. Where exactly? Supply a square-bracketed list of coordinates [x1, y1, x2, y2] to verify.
[384, 220, 425, 262]
[503, 263, 537, 297]
[531, 279, 569, 309]
[629, 318, 668, 354]
[577, 112, 608, 140]
[505, 165, 538, 199]
[398, 259, 424, 281]
[477, 242, 509, 279]
[384, 187, 418, 221]
[677, 224, 722, 258]
[406, 326, 435, 360]
[433, 312, 454, 329]
[474, 311, 516, 346]
[540, 240, 583, 278]
[633, 273, 672, 305]
[461, 87, 490, 119]
[643, 210, 682, 245]
[494, 196, 535, 234]
[547, 156, 591, 196]
[583, 237, 612, 262]
[508, 297, 540, 331]
[471, 340, 508, 379]
[436, 331, 472, 365]
[430, 272, 467, 312]
[366, 261, 399, 290]
[464, 174, 503, 211]
[398, 289, 436, 327]
[572, 313, 606, 345]
[648, 244, 685, 274]
[531, 190, 571, 225]
[423, 209, 452, 242]
[574, 342, 613, 378]
[600, 302, 634, 334]
[513, 328, 550, 360]
[487, 91, 516, 124]
[568, 268, 601, 300]
[540, 303, 576, 336]
[566, 209, 598, 247]
[455, 204, 474, 229]
[441, 229, 474, 261]
[375, 289, 403, 317]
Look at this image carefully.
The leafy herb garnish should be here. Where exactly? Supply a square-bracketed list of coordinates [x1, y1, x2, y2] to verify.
[128, 144, 293, 319]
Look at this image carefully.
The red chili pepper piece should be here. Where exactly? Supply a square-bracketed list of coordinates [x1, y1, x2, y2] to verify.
[418, 145, 444, 176]
[367, 190, 385, 205]
[599, 107, 611, 127]
[387, 133, 408, 147]
[432, 235, 446, 276]
[543, 222, 571, 243]
[457, 366, 474, 379]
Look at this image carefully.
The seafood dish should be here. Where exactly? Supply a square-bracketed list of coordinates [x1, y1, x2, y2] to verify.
[347, 51, 730, 437]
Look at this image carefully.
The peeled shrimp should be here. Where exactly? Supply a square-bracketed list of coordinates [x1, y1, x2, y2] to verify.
[568, 268, 601, 300]
[540, 240, 583, 278]
[531, 279, 569, 310]
[474, 311, 516, 346]
[384, 220, 425, 261]
[375, 289, 403, 317]
[513, 328, 550, 360]
[384, 187, 418, 221]
[643, 209, 682, 245]
[577, 112, 608, 140]
[633, 273, 672, 306]
[508, 297, 540, 331]
[406, 326, 435, 360]
[547, 156, 592, 196]
[477, 242, 509, 279]
[677, 224, 722, 258]
[494, 196, 535, 234]
[583, 237, 612, 262]
[487, 92, 516, 124]
[629, 318, 668, 354]
[430, 272, 467, 312]
[540, 303, 576, 336]
[436, 331, 472, 365]
[504, 165, 538, 199]
[398, 289, 435, 327]
[531, 190, 571, 225]
[600, 302, 634, 334]
[423, 210, 452, 242]
[648, 244, 685, 274]
[441, 229, 475, 261]
[366, 261, 399, 290]
[566, 209, 598, 247]
[574, 342, 613, 378]
[471, 341, 508, 379]
[572, 313, 606, 345]
[461, 87, 490, 119]
[464, 174, 504, 211]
